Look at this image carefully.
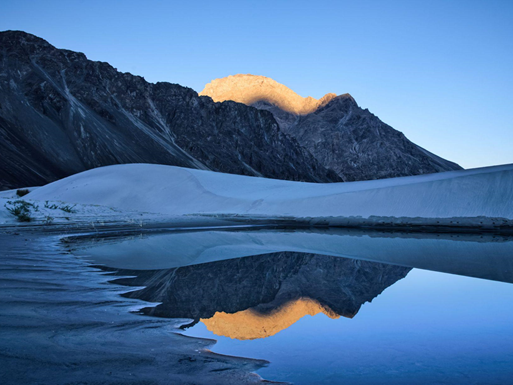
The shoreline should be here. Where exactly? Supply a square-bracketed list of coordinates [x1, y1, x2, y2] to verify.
[0, 230, 279, 384]
[2, 212, 513, 236]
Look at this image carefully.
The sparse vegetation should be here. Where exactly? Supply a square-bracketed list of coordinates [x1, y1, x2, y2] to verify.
[16, 189, 30, 197]
[44, 215, 54, 224]
[5, 200, 38, 222]
[44, 201, 77, 214]
[60, 204, 77, 213]
[44, 201, 59, 210]
[4, 199, 76, 224]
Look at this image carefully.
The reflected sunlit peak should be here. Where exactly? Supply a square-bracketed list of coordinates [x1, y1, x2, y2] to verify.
[200, 297, 341, 340]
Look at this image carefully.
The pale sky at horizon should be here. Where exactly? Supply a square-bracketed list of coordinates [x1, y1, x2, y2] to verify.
[1, 0, 512, 169]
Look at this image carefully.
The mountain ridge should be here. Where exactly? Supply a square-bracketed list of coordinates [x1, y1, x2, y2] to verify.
[0, 31, 461, 190]
[201, 74, 340, 115]
[200, 74, 462, 181]
[0, 30, 340, 189]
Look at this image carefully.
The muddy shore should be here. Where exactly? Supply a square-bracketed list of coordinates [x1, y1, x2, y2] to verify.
[0, 228, 278, 385]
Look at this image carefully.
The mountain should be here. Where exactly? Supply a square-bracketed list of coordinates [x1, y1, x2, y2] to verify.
[0, 31, 340, 190]
[200, 74, 462, 181]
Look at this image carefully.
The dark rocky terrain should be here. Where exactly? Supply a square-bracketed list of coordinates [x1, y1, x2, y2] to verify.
[201, 74, 462, 181]
[0, 31, 340, 190]
[282, 95, 463, 181]
[0, 31, 462, 191]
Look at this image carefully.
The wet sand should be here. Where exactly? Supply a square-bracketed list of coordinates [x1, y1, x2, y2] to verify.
[0, 228, 277, 384]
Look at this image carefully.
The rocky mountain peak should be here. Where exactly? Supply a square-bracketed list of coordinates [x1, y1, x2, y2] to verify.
[0, 30, 54, 53]
[0, 32, 342, 189]
[0, 30, 47, 44]
[200, 73, 461, 181]
[0, 31, 461, 188]
[200, 74, 339, 115]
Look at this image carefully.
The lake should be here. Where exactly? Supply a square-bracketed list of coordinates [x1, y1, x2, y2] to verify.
[1, 227, 512, 384]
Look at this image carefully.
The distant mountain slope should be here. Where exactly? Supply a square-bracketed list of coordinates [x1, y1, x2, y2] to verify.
[200, 74, 462, 181]
[0, 31, 340, 189]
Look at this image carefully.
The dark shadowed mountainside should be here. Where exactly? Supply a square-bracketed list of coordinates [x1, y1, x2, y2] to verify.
[0, 31, 340, 190]
[201, 74, 462, 181]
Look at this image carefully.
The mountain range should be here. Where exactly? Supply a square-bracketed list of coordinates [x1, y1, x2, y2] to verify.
[201, 74, 461, 181]
[0, 31, 338, 190]
[0, 31, 460, 189]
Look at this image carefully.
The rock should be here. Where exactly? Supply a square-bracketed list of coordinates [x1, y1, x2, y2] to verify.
[201, 74, 337, 115]
[200, 74, 462, 181]
[0, 31, 340, 190]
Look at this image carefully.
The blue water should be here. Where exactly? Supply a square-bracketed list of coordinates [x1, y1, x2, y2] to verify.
[69, 228, 513, 384]
[185, 269, 513, 384]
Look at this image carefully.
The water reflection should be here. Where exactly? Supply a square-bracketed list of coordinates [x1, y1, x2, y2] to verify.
[68, 228, 513, 283]
[104, 252, 410, 339]
[65, 228, 513, 383]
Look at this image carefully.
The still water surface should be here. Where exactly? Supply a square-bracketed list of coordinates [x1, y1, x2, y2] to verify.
[186, 269, 513, 384]
[72, 228, 513, 384]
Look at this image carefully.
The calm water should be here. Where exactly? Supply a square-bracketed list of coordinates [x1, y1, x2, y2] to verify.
[71, 228, 513, 384]
[186, 269, 513, 384]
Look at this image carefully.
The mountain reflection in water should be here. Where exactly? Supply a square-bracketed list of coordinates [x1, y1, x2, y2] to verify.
[202, 297, 340, 340]
[64, 228, 513, 383]
[69, 227, 513, 282]
[102, 252, 410, 339]
[66, 228, 513, 340]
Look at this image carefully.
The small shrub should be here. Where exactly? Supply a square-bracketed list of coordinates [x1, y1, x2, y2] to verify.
[44, 216, 54, 224]
[60, 204, 76, 213]
[44, 201, 59, 210]
[5, 200, 35, 222]
[16, 189, 30, 197]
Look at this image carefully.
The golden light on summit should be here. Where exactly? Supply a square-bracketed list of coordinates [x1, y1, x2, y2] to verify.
[200, 297, 342, 340]
[200, 74, 337, 115]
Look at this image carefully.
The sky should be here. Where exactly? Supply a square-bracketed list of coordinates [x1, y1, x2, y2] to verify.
[1, 0, 512, 169]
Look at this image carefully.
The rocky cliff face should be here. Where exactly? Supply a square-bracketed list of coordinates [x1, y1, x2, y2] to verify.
[0, 31, 340, 189]
[201, 74, 462, 181]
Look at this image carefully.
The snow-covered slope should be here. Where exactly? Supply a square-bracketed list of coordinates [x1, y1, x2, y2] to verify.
[26, 163, 513, 229]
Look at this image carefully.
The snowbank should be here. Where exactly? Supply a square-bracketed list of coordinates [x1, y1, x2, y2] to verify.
[26, 163, 513, 227]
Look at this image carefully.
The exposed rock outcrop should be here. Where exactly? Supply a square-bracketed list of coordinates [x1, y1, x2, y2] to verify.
[0, 31, 340, 189]
[201, 74, 462, 181]
[201, 74, 337, 115]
